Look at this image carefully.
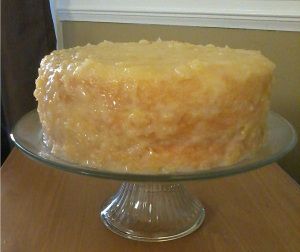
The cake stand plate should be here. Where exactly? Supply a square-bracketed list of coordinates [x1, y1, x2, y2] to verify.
[10, 110, 297, 242]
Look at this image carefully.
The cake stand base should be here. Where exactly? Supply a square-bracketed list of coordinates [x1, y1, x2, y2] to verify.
[100, 182, 205, 242]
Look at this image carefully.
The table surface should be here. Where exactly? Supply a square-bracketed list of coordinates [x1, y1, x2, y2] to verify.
[2, 149, 300, 252]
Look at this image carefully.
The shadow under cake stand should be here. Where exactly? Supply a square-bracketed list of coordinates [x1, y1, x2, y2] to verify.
[10, 110, 297, 242]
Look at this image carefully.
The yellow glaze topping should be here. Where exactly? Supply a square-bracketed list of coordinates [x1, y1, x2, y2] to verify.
[34, 40, 275, 173]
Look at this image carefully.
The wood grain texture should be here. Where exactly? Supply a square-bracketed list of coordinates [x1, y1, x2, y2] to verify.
[1, 149, 300, 252]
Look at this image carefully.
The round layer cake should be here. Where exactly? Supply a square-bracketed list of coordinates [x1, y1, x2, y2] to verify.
[34, 40, 275, 173]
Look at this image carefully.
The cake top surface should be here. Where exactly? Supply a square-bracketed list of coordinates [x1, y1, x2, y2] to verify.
[42, 40, 275, 80]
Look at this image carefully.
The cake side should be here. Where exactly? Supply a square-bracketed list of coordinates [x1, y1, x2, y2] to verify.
[34, 40, 275, 173]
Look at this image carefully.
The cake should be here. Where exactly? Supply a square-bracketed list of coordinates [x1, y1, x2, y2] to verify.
[34, 40, 275, 173]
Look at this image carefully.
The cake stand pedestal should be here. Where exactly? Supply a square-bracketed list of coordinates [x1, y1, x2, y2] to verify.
[101, 182, 205, 241]
[10, 110, 297, 242]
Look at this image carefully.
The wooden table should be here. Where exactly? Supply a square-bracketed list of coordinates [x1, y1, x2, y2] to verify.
[2, 149, 300, 252]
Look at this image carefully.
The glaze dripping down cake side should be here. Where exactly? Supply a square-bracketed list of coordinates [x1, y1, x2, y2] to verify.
[34, 40, 275, 173]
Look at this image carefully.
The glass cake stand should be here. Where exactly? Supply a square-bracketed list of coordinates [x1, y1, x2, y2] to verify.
[10, 110, 297, 242]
